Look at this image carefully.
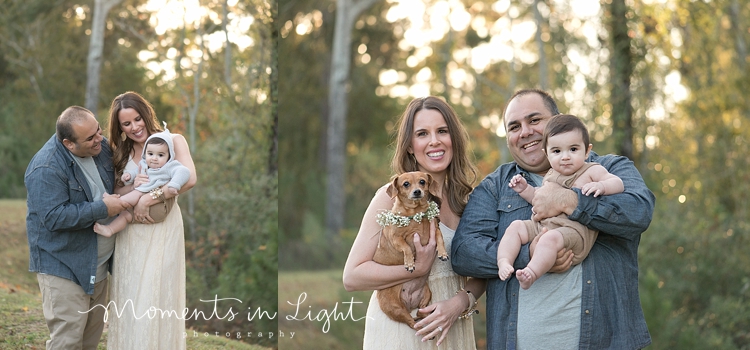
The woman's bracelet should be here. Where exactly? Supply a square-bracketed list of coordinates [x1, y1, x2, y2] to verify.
[456, 288, 479, 320]
[149, 187, 164, 202]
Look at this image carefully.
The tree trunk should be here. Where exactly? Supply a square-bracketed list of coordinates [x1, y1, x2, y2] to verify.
[509, 16, 517, 90]
[728, 0, 747, 71]
[85, 0, 122, 116]
[533, 0, 548, 90]
[187, 24, 204, 247]
[269, 0, 279, 175]
[223, 0, 232, 86]
[326, 0, 378, 242]
[607, 0, 633, 160]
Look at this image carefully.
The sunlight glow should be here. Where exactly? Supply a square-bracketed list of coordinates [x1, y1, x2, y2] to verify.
[143, 0, 203, 36]
[135, 0, 256, 82]
[509, 21, 536, 44]
[568, 0, 601, 17]
[409, 83, 431, 97]
[415, 67, 433, 82]
[665, 71, 688, 102]
[379, 69, 400, 86]
[377, 0, 687, 129]
[140, 0, 254, 49]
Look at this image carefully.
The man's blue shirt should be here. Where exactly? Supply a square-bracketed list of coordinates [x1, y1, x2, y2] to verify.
[25, 135, 114, 295]
[452, 152, 655, 349]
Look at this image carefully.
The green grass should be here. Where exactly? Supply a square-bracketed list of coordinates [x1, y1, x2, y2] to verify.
[278, 269, 371, 349]
[0, 199, 269, 350]
[278, 269, 488, 349]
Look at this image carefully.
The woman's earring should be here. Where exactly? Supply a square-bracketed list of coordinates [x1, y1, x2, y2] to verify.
[121, 132, 127, 141]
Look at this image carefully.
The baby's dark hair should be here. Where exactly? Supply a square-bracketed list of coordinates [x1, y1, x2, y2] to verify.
[541, 114, 590, 151]
[146, 137, 170, 160]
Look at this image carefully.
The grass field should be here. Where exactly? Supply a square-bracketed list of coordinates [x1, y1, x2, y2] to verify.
[0, 199, 267, 350]
[278, 268, 488, 350]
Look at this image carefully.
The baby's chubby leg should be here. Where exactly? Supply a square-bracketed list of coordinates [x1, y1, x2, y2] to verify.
[114, 190, 145, 207]
[93, 210, 132, 238]
[497, 220, 531, 280]
[517, 229, 565, 289]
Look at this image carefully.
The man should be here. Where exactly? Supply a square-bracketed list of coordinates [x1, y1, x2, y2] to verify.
[452, 89, 655, 349]
[25, 106, 130, 349]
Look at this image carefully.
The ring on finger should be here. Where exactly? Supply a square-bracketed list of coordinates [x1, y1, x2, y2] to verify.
[437, 326, 443, 332]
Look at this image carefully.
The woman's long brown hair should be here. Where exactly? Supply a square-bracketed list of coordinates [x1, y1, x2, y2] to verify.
[106, 91, 164, 186]
[391, 96, 477, 216]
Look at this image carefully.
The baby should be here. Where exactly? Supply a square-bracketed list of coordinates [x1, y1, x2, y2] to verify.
[497, 114, 624, 289]
[94, 126, 190, 237]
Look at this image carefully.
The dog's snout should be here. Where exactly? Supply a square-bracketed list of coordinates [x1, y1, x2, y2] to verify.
[412, 188, 423, 198]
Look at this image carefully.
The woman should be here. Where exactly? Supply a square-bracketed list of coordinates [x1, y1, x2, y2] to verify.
[106, 92, 197, 349]
[343, 96, 486, 349]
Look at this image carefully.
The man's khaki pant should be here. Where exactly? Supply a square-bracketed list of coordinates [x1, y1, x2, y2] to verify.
[37, 274, 108, 350]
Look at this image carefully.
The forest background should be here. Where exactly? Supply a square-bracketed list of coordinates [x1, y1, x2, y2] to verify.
[0, 0, 278, 347]
[279, 0, 750, 349]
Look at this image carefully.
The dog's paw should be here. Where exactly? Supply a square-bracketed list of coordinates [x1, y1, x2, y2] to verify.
[405, 264, 415, 273]
[438, 254, 449, 261]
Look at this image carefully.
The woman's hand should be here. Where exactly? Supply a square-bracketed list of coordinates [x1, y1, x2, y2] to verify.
[399, 220, 438, 308]
[132, 194, 154, 224]
[412, 219, 438, 276]
[413, 291, 467, 346]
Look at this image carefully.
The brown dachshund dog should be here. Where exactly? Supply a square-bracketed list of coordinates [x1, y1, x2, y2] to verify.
[373, 171, 449, 328]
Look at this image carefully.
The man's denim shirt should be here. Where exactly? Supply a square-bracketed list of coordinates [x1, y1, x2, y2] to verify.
[452, 152, 655, 350]
[25, 135, 114, 295]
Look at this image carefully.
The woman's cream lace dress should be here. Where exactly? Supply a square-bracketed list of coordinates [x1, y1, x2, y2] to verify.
[107, 157, 186, 349]
[363, 223, 476, 350]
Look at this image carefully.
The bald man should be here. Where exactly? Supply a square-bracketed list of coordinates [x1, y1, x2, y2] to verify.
[25, 106, 130, 349]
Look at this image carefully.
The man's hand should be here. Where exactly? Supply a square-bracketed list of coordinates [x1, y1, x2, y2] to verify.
[529, 228, 574, 273]
[102, 193, 130, 217]
[531, 181, 577, 221]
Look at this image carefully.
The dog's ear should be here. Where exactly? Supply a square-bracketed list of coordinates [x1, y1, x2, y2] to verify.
[386, 175, 400, 198]
[427, 173, 439, 195]
[425, 173, 442, 207]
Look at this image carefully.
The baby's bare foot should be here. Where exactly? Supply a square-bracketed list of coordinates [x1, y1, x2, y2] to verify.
[93, 223, 114, 238]
[497, 258, 515, 280]
[516, 268, 538, 290]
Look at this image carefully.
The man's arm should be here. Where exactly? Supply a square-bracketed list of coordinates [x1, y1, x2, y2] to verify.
[27, 166, 109, 232]
[452, 176, 526, 278]
[571, 155, 654, 237]
[531, 156, 653, 238]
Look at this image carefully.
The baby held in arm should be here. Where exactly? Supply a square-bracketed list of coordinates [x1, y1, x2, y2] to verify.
[496, 114, 624, 289]
[94, 127, 189, 237]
